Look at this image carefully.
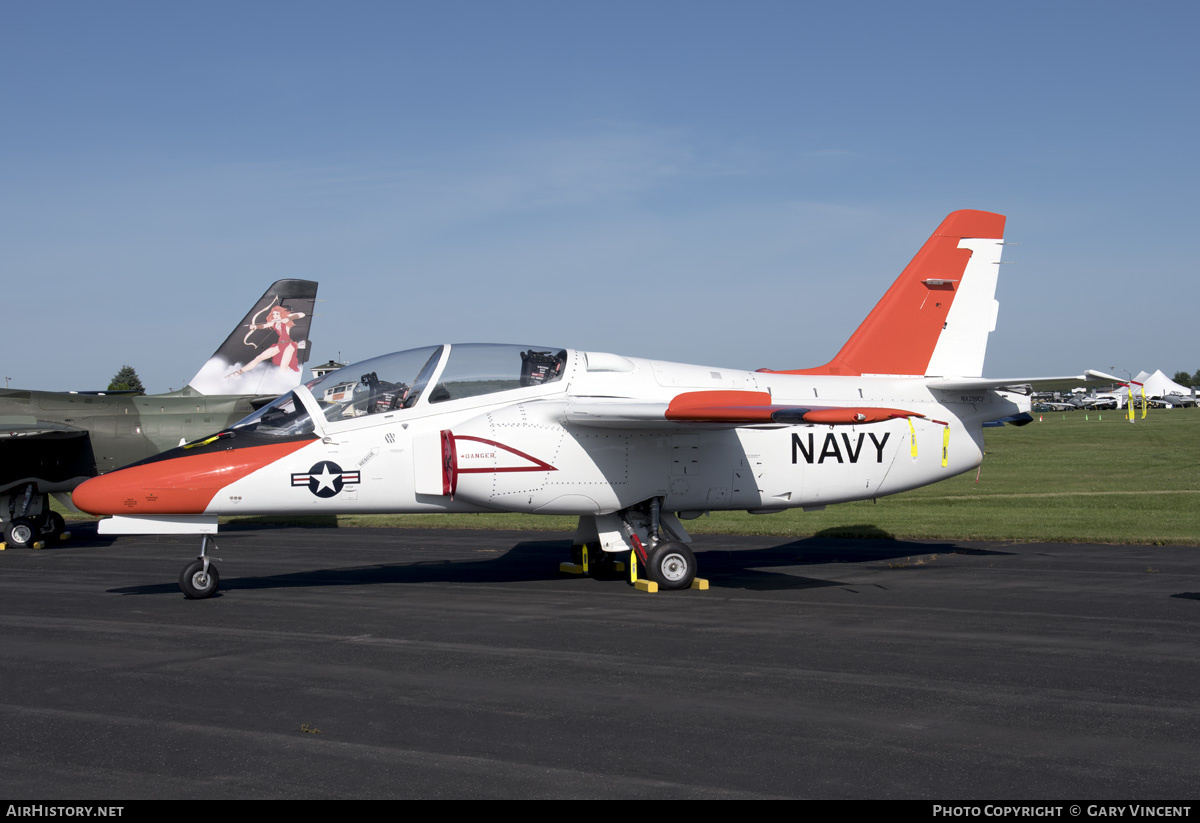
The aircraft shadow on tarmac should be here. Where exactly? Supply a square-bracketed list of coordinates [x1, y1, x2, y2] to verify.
[694, 532, 1011, 592]
[104, 527, 1013, 597]
[35, 521, 120, 551]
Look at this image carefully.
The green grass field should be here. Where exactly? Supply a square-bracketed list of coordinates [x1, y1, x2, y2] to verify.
[223, 408, 1200, 545]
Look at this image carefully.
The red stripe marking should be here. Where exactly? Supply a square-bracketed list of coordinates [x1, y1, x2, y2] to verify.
[452, 435, 556, 473]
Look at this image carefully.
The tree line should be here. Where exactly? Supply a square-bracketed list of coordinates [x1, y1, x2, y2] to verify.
[1172, 371, 1200, 388]
[108, 365, 145, 393]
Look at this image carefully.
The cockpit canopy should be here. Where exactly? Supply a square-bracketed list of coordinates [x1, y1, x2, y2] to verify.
[230, 343, 567, 437]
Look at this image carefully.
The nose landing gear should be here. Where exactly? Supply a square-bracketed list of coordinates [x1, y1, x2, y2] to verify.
[180, 534, 220, 599]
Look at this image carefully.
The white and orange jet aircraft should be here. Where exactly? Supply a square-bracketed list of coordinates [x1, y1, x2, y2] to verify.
[74, 210, 1112, 598]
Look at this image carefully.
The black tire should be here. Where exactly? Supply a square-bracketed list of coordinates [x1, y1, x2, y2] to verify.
[4, 517, 39, 549]
[590, 548, 619, 577]
[179, 559, 220, 599]
[591, 548, 616, 566]
[39, 511, 66, 541]
[645, 541, 696, 590]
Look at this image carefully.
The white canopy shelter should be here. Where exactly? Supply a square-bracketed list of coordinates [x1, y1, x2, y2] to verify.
[1113, 369, 1196, 401]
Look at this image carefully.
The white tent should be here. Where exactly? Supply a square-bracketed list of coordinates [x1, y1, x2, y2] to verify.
[1113, 369, 1196, 402]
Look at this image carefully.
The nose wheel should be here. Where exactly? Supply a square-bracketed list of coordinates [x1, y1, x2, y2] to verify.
[179, 535, 221, 599]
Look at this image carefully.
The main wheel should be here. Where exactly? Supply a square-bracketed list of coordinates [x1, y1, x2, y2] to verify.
[179, 559, 220, 599]
[645, 541, 696, 590]
[39, 511, 67, 541]
[4, 518, 38, 549]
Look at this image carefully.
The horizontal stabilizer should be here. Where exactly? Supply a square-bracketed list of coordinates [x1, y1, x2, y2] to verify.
[983, 413, 1034, 427]
[931, 369, 1120, 392]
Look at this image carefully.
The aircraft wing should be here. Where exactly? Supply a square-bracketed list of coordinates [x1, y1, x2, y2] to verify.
[563, 391, 924, 429]
[0, 418, 89, 438]
[930, 370, 1119, 392]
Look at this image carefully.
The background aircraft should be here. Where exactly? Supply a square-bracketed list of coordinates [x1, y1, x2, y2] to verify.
[1151, 392, 1197, 408]
[0, 279, 318, 549]
[1040, 392, 1121, 411]
[74, 211, 1110, 598]
[1079, 393, 1123, 410]
[1038, 399, 1082, 412]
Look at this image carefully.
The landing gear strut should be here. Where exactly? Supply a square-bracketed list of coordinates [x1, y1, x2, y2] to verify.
[39, 510, 67, 542]
[569, 500, 706, 592]
[179, 534, 221, 599]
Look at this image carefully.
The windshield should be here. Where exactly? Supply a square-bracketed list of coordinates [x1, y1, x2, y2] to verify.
[230, 391, 315, 437]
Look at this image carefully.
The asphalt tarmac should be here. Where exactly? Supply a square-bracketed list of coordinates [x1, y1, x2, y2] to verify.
[1, 522, 1198, 799]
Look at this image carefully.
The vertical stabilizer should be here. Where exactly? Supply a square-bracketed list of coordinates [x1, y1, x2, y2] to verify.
[186, 280, 319, 396]
[769, 210, 1005, 378]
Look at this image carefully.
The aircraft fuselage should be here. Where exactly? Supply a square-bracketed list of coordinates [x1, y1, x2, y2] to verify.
[74, 346, 1024, 521]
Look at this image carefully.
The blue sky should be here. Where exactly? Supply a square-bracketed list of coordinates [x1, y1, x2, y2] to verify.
[3, 1, 1197, 392]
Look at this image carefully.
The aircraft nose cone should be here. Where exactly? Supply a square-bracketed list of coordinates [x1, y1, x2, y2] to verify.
[72, 472, 135, 516]
[72, 440, 315, 516]
[72, 462, 213, 516]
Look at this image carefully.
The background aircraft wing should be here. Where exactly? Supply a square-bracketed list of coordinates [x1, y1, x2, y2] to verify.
[0, 419, 89, 437]
[0, 420, 96, 495]
[562, 391, 923, 429]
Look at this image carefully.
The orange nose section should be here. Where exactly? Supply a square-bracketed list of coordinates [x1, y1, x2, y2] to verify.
[73, 441, 313, 515]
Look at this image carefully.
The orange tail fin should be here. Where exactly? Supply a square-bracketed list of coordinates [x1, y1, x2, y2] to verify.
[766, 210, 1006, 378]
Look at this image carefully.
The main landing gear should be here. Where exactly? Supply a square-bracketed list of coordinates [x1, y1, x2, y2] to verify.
[180, 534, 221, 599]
[1, 486, 70, 549]
[3, 518, 40, 550]
[563, 500, 709, 593]
[645, 541, 698, 590]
